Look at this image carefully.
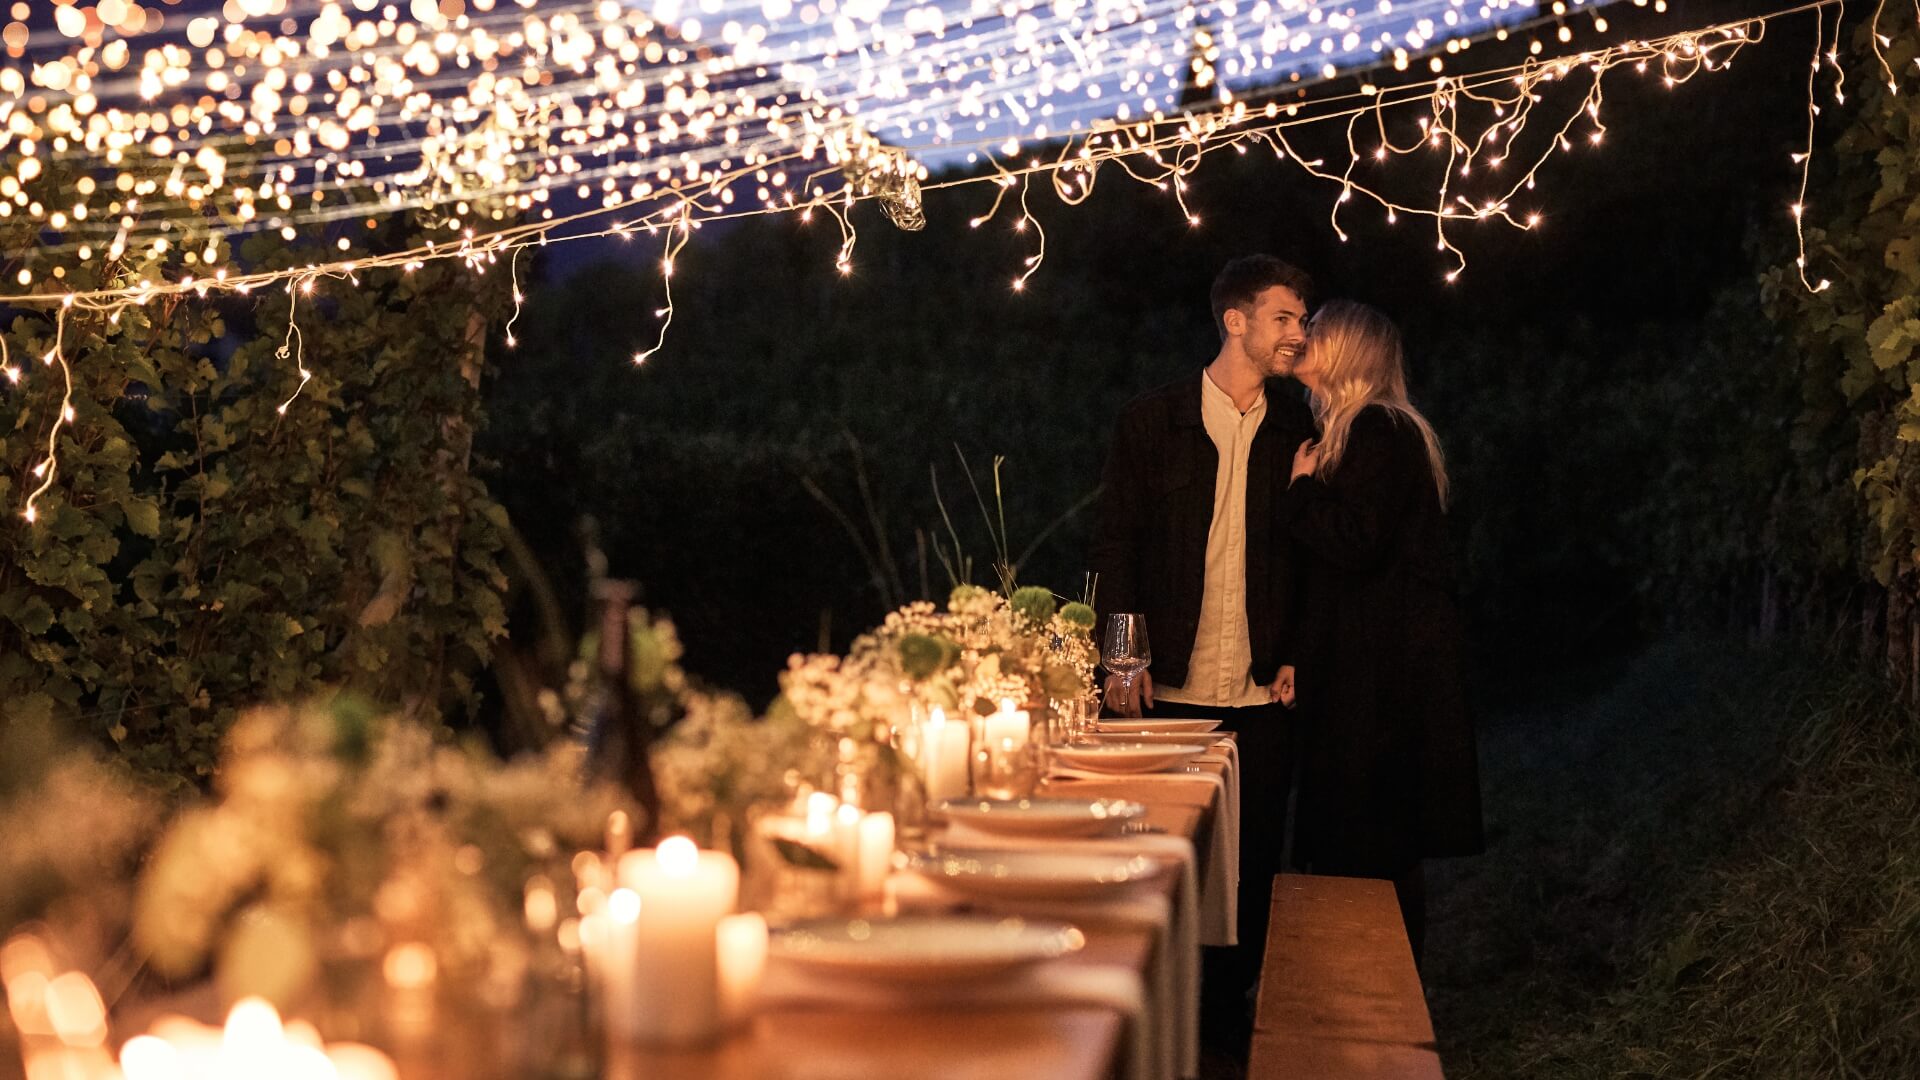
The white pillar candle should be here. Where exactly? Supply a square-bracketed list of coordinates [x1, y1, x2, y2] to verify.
[832, 803, 863, 898]
[615, 836, 739, 1046]
[856, 812, 895, 900]
[715, 913, 768, 1028]
[805, 791, 837, 844]
[982, 698, 1031, 750]
[598, 889, 642, 1042]
[576, 909, 606, 1027]
[920, 707, 971, 804]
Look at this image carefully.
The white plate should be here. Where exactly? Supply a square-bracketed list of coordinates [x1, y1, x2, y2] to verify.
[1051, 741, 1209, 773]
[910, 848, 1162, 900]
[1086, 731, 1230, 746]
[770, 915, 1083, 983]
[936, 797, 1146, 838]
[1097, 718, 1222, 734]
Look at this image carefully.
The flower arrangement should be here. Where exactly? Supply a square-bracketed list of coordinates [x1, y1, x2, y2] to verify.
[778, 583, 1097, 739]
[651, 687, 812, 852]
[132, 697, 634, 1014]
[0, 716, 158, 945]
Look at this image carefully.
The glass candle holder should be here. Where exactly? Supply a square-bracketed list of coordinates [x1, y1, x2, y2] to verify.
[971, 737, 1042, 801]
[741, 803, 851, 924]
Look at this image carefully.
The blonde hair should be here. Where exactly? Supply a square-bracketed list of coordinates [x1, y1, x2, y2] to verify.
[1303, 299, 1450, 506]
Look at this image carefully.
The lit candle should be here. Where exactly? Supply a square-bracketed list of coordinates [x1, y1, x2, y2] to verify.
[805, 791, 837, 843]
[920, 707, 971, 804]
[616, 835, 739, 1046]
[715, 912, 768, 1027]
[600, 888, 642, 1042]
[983, 698, 1031, 749]
[113, 997, 400, 1080]
[832, 803, 863, 899]
[605, 810, 633, 859]
[856, 811, 895, 900]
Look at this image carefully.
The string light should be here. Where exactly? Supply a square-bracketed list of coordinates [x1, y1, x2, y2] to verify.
[0, 0, 1650, 304]
[1012, 177, 1046, 292]
[22, 304, 73, 525]
[1869, 0, 1899, 92]
[631, 205, 692, 366]
[504, 247, 526, 349]
[274, 275, 313, 417]
[1795, 2, 1835, 294]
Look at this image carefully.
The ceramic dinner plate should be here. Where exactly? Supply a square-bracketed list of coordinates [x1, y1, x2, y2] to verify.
[1096, 718, 1222, 734]
[770, 915, 1083, 982]
[909, 848, 1162, 901]
[1051, 741, 1209, 773]
[1086, 731, 1231, 748]
[936, 796, 1146, 838]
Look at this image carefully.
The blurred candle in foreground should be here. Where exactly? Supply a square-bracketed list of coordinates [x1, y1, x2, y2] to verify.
[617, 835, 739, 1046]
[113, 996, 398, 1080]
[715, 912, 768, 1027]
[832, 803, 863, 899]
[600, 888, 643, 1041]
[856, 811, 895, 900]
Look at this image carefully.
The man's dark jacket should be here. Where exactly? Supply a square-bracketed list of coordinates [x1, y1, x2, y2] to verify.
[1088, 374, 1317, 690]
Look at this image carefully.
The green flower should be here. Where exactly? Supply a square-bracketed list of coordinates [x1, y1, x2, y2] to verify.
[1058, 602, 1097, 632]
[1009, 586, 1057, 625]
[948, 584, 989, 610]
[898, 633, 958, 680]
[1041, 661, 1083, 700]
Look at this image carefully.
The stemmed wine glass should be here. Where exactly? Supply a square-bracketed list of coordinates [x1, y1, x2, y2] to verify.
[1102, 614, 1151, 715]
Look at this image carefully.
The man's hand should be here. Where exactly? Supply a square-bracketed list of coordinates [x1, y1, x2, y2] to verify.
[1269, 665, 1296, 708]
[1290, 439, 1319, 483]
[1104, 671, 1155, 717]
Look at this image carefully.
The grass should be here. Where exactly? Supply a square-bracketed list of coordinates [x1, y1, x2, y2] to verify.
[1427, 634, 1920, 1079]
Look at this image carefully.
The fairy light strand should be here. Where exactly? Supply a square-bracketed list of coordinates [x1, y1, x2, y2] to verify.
[274, 275, 313, 416]
[1012, 176, 1046, 292]
[632, 206, 693, 367]
[22, 302, 74, 524]
[504, 246, 527, 349]
[0, 3, 1829, 313]
[1794, 3, 1835, 294]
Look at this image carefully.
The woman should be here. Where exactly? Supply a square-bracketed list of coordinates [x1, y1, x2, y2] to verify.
[1279, 299, 1483, 961]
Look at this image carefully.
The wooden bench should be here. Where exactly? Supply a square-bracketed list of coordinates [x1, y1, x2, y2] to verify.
[1247, 874, 1445, 1079]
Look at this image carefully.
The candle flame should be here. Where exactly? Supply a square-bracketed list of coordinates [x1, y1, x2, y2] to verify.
[657, 835, 701, 877]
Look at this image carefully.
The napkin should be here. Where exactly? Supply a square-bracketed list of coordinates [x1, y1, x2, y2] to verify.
[916, 825, 1202, 1079]
[1046, 766, 1240, 948]
[758, 959, 1152, 1080]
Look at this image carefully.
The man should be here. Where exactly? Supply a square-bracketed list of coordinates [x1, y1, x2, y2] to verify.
[1087, 253, 1316, 1020]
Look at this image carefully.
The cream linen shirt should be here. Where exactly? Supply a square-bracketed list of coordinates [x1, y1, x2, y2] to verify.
[1157, 370, 1271, 708]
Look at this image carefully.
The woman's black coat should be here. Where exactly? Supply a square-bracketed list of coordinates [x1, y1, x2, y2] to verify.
[1280, 405, 1485, 872]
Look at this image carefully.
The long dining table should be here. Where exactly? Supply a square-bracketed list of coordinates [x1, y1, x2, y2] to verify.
[596, 735, 1236, 1080]
[105, 738, 1237, 1080]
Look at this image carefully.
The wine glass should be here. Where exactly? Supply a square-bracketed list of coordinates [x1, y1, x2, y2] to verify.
[1102, 613, 1151, 715]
